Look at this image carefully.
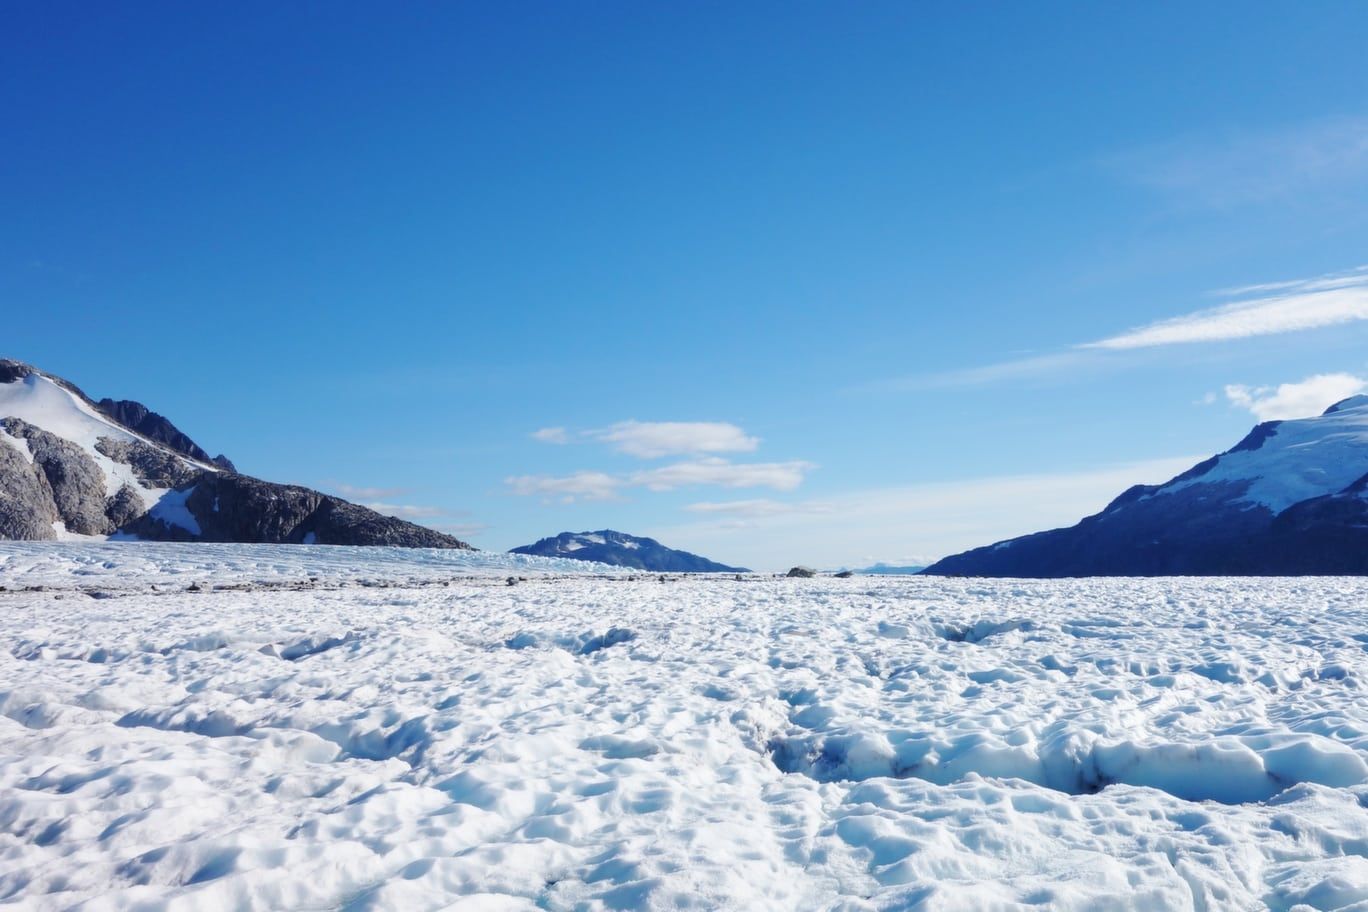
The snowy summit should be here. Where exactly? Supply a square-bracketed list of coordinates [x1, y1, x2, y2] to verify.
[926, 395, 1368, 576]
[511, 529, 749, 573]
[0, 360, 469, 548]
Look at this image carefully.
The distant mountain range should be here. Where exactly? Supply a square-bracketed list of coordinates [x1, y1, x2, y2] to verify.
[852, 563, 927, 575]
[511, 530, 748, 572]
[924, 395, 1368, 577]
[0, 359, 470, 548]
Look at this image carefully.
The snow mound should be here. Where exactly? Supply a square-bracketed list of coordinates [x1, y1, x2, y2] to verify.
[3, 557, 1368, 909]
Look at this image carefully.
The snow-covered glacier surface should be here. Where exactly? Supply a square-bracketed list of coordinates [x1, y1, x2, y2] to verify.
[3, 547, 1368, 910]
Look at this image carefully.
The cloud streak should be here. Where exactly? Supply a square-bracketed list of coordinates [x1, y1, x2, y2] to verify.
[506, 459, 816, 503]
[531, 420, 761, 458]
[531, 427, 570, 445]
[595, 421, 758, 459]
[869, 266, 1368, 391]
[1085, 268, 1368, 350]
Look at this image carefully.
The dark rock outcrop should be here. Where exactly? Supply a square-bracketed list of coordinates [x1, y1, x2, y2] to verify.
[0, 357, 473, 549]
[511, 530, 748, 572]
[105, 484, 147, 530]
[786, 566, 817, 578]
[2, 418, 113, 535]
[95, 437, 200, 488]
[125, 473, 472, 548]
[95, 398, 235, 471]
[0, 441, 58, 540]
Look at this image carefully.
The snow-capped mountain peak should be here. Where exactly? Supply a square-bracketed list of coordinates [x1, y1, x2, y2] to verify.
[926, 397, 1368, 576]
[0, 358, 471, 548]
[511, 530, 747, 572]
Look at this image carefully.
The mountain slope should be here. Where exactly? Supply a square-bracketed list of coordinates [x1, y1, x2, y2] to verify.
[923, 396, 1368, 577]
[0, 359, 470, 548]
[924, 393, 1368, 577]
[95, 398, 236, 471]
[511, 530, 748, 572]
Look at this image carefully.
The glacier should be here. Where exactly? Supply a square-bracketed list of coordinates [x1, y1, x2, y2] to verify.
[2, 543, 1368, 909]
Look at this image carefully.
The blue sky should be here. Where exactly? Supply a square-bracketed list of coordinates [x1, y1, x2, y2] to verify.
[5, 2, 1368, 569]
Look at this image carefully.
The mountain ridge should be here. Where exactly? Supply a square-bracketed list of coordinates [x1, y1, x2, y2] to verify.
[923, 396, 1368, 577]
[0, 358, 471, 549]
[511, 530, 748, 572]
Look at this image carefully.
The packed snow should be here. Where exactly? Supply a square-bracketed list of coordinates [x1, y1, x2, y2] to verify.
[3, 545, 1368, 910]
[0, 373, 214, 508]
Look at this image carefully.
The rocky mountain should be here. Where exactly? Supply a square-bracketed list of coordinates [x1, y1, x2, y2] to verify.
[923, 395, 1368, 577]
[0, 359, 471, 548]
[511, 530, 748, 572]
[95, 398, 236, 471]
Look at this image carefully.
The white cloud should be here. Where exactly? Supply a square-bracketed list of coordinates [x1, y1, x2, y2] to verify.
[528, 420, 760, 458]
[506, 459, 816, 503]
[595, 421, 759, 458]
[505, 471, 622, 502]
[646, 455, 1201, 571]
[1085, 268, 1368, 350]
[1223, 373, 1367, 422]
[531, 427, 570, 444]
[631, 458, 812, 492]
[864, 267, 1368, 391]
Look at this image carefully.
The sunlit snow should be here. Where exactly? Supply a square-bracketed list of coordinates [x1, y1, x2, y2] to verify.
[3, 543, 1368, 909]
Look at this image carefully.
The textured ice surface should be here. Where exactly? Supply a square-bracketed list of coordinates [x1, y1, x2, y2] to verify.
[3, 548, 1368, 910]
[0, 541, 619, 591]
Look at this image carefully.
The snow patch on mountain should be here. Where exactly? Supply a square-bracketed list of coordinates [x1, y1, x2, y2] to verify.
[1161, 395, 1368, 513]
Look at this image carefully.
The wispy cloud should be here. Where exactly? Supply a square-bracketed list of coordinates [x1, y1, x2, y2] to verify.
[868, 266, 1368, 391]
[506, 471, 622, 502]
[1085, 268, 1368, 350]
[1223, 372, 1367, 422]
[531, 420, 760, 458]
[506, 459, 817, 504]
[531, 427, 570, 445]
[633, 458, 812, 492]
[595, 421, 758, 459]
[1112, 115, 1368, 208]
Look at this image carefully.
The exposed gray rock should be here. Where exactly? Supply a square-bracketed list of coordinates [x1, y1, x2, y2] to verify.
[0, 360, 34, 385]
[94, 398, 235, 472]
[786, 566, 817, 578]
[2, 357, 474, 549]
[95, 437, 199, 488]
[1, 418, 111, 535]
[124, 472, 473, 548]
[834, 570, 854, 579]
[0, 438, 58, 540]
[105, 484, 146, 529]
